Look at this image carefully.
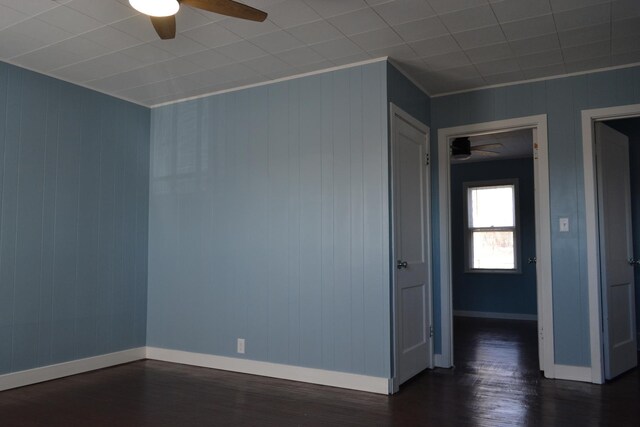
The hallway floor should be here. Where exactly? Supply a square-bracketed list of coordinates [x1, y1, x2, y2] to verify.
[1, 317, 638, 426]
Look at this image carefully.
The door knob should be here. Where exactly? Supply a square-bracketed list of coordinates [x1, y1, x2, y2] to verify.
[397, 260, 408, 269]
[528, 257, 537, 264]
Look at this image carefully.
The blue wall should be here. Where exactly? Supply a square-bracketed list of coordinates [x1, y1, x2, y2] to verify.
[387, 63, 430, 127]
[0, 62, 150, 374]
[605, 118, 640, 343]
[432, 65, 640, 367]
[451, 158, 537, 316]
[147, 61, 391, 377]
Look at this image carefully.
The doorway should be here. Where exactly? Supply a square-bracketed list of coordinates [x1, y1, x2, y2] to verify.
[582, 104, 640, 384]
[437, 115, 556, 380]
[449, 129, 540, 372]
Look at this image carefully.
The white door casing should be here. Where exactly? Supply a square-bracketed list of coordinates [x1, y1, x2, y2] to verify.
[390, 104, 432, 390]
[437, 115, 555, 379]
[595, 123, 638, 380]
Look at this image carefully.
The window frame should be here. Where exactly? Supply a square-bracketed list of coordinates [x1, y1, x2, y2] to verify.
[463, 179, 521, 274]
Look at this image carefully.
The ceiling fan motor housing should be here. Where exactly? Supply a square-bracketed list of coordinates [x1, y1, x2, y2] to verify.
[451, 137, 471, 159]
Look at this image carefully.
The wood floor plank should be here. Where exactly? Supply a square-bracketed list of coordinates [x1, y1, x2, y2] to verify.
[1, 317, 638, 426]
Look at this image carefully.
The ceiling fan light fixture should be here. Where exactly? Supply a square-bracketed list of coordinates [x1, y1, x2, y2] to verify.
[129, 0, 180, 17]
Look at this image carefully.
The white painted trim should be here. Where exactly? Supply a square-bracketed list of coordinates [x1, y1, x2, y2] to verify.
[387, 58, 432, 98]
[146, 347, 389, 394]
[432, 61, 640, 98]
[581, 103, 640, 385]
[150, 57, 389, 108]
[0, 348, 145, 391]
[434, 353, 451, 368]
[389, 103, 432, 392]
[454, 310, 538, 321]
[437, 115, 555, 378]
[553, 365, 593, 383]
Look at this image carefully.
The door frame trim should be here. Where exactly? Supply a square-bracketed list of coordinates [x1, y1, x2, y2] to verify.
[581, 103, 640, 384]
[389, 103, 432, 393]
[437, 115, 556, 379]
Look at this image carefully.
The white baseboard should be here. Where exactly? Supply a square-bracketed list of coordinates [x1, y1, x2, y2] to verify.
[454, 310, 538, 321]
[146, 347, 389, 395]
[434, 353, 452, 368]
[0, 347, 146, 391]
[553, 364, 593, 383]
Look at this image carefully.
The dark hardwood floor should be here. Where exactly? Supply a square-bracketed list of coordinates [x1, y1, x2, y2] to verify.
[1, 317, 638, 426]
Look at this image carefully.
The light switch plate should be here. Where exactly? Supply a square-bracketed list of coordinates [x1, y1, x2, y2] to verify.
[559, 217, 569, 232]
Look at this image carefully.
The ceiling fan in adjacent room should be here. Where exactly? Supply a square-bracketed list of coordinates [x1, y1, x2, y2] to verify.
[129, 0, 268, 40]
[450, 136, 503, 161]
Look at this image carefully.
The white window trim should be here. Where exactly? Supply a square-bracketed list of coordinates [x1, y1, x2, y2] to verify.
[463, 179, 521, 274]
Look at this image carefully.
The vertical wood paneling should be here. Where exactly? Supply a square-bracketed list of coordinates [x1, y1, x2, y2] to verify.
[148, 61, 391, 377]
[0, 62, 150, 375]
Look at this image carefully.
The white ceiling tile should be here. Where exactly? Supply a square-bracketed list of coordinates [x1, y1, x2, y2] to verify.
[393, 16, 449, 42]
[0, 24, 59, 59]
[328, 8, 388, 36]
[439, 5, 497, 33]
[426, 0, 488, 15]
[217, 17, 279, 38]
[151, 35, 209, 57]
[330, 52, 372, 65]
[453, 25, 506, 49]
[174, 6, 216, 31]
[350, 27, 404, 51]
[482, 69, 525, 85]
[212, 63, 261, 81]
[366, 0, 394, 5]
[277, 46, 325, 65]
[516, 49, 564, 69]
[500, 14, 556, 41]
[421, 50, 471, 70]
[431, 64, 481, 79]
[549, 0, 609, 13]
[612, 36, 640, 55]
[490, 0, 551, 23]
[410, 35, 461, 57]
[120, 43, 175, 65]
[564, 55, 611, 73]
[242, 54, 290, 74]
[0, 5, 27, 31]
[286, 20, 343, 45]
[0, 0, 59, 15]
[475, 58, 520, 76]
[553, 3, 610, 31]
[613, 17, 640, 39]
[508, 34, 560, 56]
[66, 0, 137, 25]
[310, 37, 364, 59]
[36, 5, 104, 35]
[521, 62, 565, 79]
[268, 0, 321, 28]
[111, 14, 160, 43]
[14, 36, 110, 71]
[152, 57, 204, 77]
[12, 17, 74, 45]
[303, 0, 368, 18]
[82, 25, 141, 52]
[182, 23, 242, 49]
[562, 40, 610, 63]
[249, 30, 304, 53]
[216, 41, 268, 61]
[181, 49, 234, 69]
[374, 0, 436, 26]
[611, 50, 640, 66]
[368, 43, 417, 60]
[52, 52, 145, 82]
[182, 69, 232, 87]
[465, 42, 513, 62]
[296, 60, 334, 74]
[558, 24, 610, 48]
[612, 0, 640, 21]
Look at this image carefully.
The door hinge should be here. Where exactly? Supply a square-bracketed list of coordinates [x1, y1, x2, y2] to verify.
[429, 325, 434, 338]
[424, 153, 430, 166]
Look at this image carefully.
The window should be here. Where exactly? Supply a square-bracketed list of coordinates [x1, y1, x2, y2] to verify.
[464, 180, 519, 272]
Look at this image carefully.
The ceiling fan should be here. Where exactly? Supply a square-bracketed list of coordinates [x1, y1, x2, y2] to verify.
[451, 137, 503, 161]
[129, 0, 268, 40]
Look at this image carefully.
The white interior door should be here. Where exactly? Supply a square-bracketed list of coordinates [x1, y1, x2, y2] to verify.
[595, 122, 638, 380]
[391, 105, 431, 387]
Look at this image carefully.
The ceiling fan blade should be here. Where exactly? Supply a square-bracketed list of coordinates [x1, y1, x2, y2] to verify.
[182, 0, 267, 22]
[471, 142, 503, 150]
[151, 15, 176, 39]
[472, 149, 500, 155]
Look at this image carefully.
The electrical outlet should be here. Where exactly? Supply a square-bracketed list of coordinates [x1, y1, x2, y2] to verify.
[237, 338, 245, 354]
